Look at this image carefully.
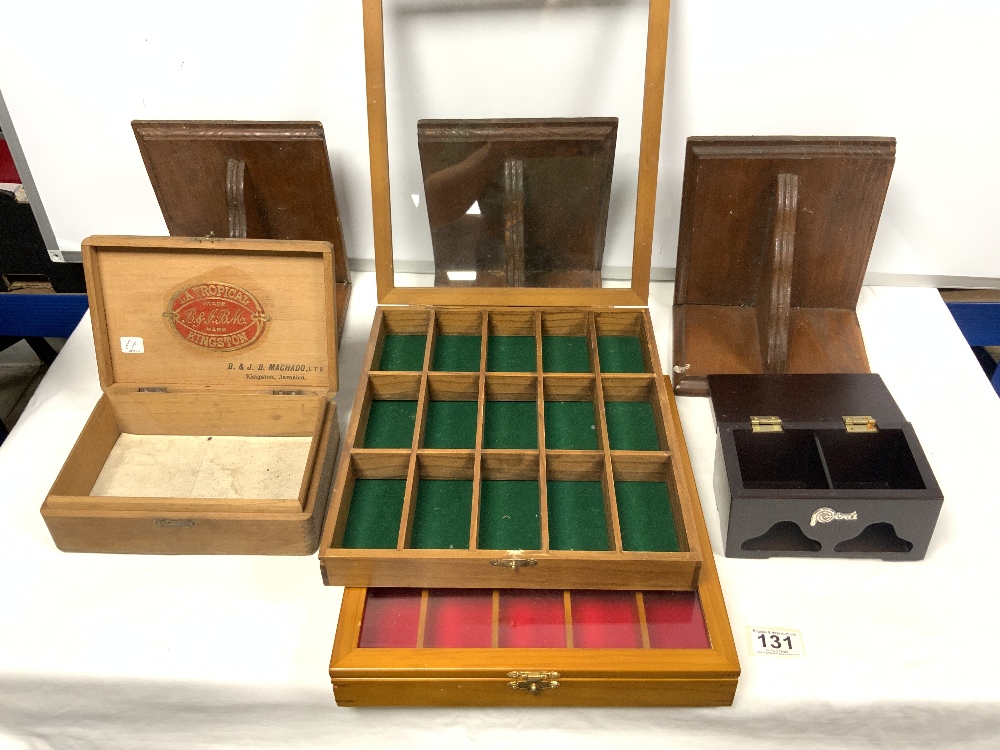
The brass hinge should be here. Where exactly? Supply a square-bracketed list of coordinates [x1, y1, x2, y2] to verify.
[844, 415, 878, 433]
[508, 671, 560, 694]
[751, 416, 783, 433]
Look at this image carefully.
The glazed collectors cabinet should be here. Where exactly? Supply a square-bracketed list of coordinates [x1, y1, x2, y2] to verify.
[322, 0, 739, 706]
[319, 305, 702, 590]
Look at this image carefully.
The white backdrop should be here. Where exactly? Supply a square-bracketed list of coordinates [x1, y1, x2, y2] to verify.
[2, 0, 998, 283]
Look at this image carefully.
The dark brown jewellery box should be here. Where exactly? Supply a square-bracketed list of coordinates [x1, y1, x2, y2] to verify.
[709, 373, 943, 560]
[672, 136, 895, 397]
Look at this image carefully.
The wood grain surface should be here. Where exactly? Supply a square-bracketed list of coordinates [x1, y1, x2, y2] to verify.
[672, 136, 894, 395]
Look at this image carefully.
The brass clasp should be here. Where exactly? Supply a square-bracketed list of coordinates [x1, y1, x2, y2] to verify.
[490, 558, 538, 569]
[508, 671, 560, 694]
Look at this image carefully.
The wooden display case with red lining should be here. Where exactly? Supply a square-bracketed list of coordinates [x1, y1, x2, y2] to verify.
[331, 586, 737, 707]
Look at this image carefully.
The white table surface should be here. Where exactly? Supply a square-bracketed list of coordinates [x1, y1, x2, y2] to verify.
[2, 275, 998, 749]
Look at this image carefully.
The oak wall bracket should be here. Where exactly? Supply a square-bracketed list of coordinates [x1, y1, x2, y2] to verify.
[671, 136, 896, 397]
[131, 120, 352, 342]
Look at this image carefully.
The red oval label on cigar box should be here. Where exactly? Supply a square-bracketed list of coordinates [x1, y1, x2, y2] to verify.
[165, 282, 269, 351]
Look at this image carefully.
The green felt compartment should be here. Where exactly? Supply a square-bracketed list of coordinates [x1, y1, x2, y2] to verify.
[424, 400, 478, 448]
[544, 401, 598, 450]
[542, 336, 590, 373]
[342, 479, 406, 549]
[378, 334, 427, 371]
[432, 335, 482, 372]
[364, 400, 417, 448]
[410, 479, 473, 549]
[483, 401, 538, 449]
[615, 481, 679, 552]
[547, 480, 609, 550]
[478, 480, 541, 550]
[597, 335, 646, 373]
[604, 401, 661, 450]
[486, 336, 536, 372]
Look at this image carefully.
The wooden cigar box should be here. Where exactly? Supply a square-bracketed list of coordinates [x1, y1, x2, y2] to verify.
[709, 373, 943, 560]
[317, 0, 716, 591]
[41, 235, 341, 555]
[672, 136, 896, 397]
[329, 375, 739, 706]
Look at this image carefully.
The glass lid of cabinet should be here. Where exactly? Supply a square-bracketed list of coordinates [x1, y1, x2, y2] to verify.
[366, 0, 665, 306]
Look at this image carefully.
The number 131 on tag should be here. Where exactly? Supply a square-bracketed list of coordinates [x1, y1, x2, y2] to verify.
[748, 627, 805, 657]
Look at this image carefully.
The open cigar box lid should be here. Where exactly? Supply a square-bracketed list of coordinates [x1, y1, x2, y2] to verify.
[82, 235, 339, 394]
[131, 120, 351, 336]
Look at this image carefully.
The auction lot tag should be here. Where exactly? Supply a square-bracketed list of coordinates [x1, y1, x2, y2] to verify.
[748, 627, 805, 657]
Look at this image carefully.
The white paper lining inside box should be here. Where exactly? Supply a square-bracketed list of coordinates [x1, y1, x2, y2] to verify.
[91, 434, 313, 500]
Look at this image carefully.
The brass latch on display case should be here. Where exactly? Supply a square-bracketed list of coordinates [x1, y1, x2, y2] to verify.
[508, 671, 560, 694]
[490, 558, 538, 569]
[843, 416, 878, 433]
[751, 416, 783, 433]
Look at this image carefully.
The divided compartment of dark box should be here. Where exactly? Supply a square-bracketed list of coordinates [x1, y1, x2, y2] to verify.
[709, 373, 943, 560]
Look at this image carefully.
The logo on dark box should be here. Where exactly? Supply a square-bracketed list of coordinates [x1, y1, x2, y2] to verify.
[809, 507, 858, 526]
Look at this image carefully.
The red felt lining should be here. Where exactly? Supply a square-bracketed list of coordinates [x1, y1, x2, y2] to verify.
[358, 588, 422, 648]
[644, 590, 710, 649]
[358, 588, 711, 650]
[499, 590, 566, 648]
[571, 590, 641, 648]
[424, 589, 493, 648]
